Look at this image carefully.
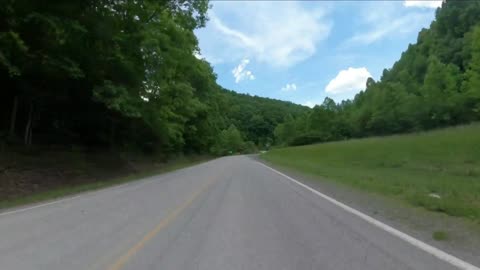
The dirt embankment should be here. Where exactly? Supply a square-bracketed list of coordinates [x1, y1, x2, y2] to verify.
[0, 147, 168, 201]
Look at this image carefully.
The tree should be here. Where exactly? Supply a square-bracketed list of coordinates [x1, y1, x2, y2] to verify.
[273, 115, 297, 145]
[421, 56, 461, 127]
[462, 26, 480, 120]
[211, 125, 246, 156]
[269, 1, 480, 145]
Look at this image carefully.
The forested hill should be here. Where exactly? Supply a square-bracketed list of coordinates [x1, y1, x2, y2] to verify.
[0, 0, 308, 156]
[3, 1, 479, 155]
[275, 0, 480, 146]
[220, 89, 309, 146]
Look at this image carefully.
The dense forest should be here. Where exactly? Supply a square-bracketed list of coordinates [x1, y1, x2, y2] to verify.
[2, 1, 480, 155]
[275, 0, 480, 146]
[0, 0, 307, 156]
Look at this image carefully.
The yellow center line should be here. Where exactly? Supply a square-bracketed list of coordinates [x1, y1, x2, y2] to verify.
[107, 177, 217, 270]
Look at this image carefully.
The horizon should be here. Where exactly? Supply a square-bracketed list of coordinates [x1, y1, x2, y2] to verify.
[195, 0, 442, 107]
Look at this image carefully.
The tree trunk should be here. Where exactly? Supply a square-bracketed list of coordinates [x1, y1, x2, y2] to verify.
[9, 95, 18, 138]
[28, 120, 33, 146]
[24, 102, 33, 146]
[110, 118, 115, 149]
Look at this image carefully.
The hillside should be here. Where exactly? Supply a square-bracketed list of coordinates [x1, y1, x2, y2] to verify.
[221, 89, 310, 145]
[263, 124, 480, 221]
[0, 1, 307, 155]
[0, 0, 308, 204]
[274, 1, 480, 146]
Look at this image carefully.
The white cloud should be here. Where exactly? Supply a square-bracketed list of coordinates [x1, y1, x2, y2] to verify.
[303, 101, 317, 108]
[404, 0, 443, 9]
[232, 58, 255, 83]
[348, 14, 420, 45]
[193, 51, 202, 60]
[196, 2, 331, 68]
[345, 2, 436, 46]
[281, 83, 297, 92]
[325, 67, 372, 95]
[194, 51, 223, 64]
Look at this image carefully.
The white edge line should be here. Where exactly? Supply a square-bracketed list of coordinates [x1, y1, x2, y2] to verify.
[0, 181, 145, 217]
[257, 162, 480, 270]
[0, 176, 154, 217]
[0, 160, 213, 217]
[0, 174, 164, 217]
[0, 194, 83, 217]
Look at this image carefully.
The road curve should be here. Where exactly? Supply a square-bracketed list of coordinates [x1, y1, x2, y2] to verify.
[0, 156, 476, 270]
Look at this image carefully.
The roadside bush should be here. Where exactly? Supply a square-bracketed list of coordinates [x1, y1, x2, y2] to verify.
[288, 132, 332, 146]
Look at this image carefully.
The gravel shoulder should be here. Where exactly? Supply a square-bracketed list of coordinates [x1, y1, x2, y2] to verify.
[257, 156, 480, 267]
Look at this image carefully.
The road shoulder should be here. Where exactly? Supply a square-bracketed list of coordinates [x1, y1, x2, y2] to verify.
[255, 156, 480, 267]
[0, 157, 212, 214]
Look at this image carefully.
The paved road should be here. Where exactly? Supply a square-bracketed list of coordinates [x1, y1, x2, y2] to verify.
[0, 156, 477, 270]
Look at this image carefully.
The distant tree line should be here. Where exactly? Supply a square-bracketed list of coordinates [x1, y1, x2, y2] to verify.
[3, 1, 477, 154]
[0, 0, 308, 156]
[274, 1, 480, 146]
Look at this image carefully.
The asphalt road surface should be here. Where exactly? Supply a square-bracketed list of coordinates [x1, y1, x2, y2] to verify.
[0, 156, 478, 270]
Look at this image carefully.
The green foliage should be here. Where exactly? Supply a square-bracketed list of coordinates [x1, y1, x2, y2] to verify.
[462, 26, 480, 119]
[274, 1, 480, 145]
[220, 89, 309, 147]
[433, 231, 449, 241]
[3, 0, 479, 159]
[263, 124, 480, 221]
[211, 125, 246, 155]
[0, 31, 27, 77]
[274, 115, 299, 145]
[288, 132, 330, 146]
[93, 80, 141, 118]
[0, 0, 306, 154]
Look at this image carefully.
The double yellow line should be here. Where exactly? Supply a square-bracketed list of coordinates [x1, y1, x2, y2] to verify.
[107, 177, 217, 270]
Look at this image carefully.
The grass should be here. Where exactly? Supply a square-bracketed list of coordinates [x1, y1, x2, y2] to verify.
[261, 124, 480, 222]
[432, 231, 449, 241]
[0, 156, 211, 210]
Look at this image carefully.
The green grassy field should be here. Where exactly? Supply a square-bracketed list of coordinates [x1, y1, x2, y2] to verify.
[262, 124, 480, 221]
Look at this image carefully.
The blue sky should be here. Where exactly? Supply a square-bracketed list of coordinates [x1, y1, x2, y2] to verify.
[194, 0, 443, 107]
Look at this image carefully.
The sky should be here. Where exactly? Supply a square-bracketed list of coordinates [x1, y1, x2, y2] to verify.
[194, 0, 443, 107]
